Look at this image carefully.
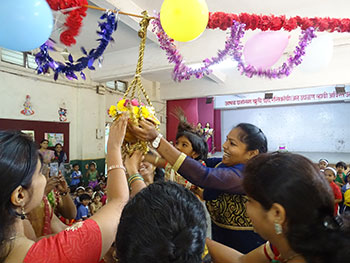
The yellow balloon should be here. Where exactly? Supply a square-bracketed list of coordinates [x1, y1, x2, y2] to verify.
[160, 0, 209, 42]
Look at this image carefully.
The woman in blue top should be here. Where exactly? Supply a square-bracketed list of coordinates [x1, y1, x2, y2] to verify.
[129, 121, 268, 253]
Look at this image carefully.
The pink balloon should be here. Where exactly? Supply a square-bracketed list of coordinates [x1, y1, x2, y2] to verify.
[243, 31, 290, 70]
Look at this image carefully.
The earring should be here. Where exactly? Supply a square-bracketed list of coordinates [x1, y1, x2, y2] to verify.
[274, 220, 283, 235]
[20, 206, 26, 220]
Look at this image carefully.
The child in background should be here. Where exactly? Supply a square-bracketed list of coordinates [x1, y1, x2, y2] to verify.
[85, 162, 98, 189]
[92, 184, 104, 198]
[335, 161, 347, 188]
[342, 177, 350, 214]
[145, 120, 208, 190]
[343, 182, 350, 214]
[90, 192, 103, 215]
[85, 186, 93, 197]
[70, 164, 82, 192]
[324, 167, 342, 215]
[98, 174, 107, 185]
[318, 158, 328, 171]
[73, 186, 85, 207]
[100, 188, 107, 205]
[75, 193, 91, 221]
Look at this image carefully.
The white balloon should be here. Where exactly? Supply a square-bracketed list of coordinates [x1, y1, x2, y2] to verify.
[299, 34, 334, 73]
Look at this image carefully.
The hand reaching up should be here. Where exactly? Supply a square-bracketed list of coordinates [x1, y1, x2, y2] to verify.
[125, 150, 144, 176]
[127, 119, 159, 142]
[107, 113, 129, 152]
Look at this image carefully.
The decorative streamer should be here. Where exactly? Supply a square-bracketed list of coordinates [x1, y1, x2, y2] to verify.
[34, 6, 347, 81]
[236, 25, 316, 79]
[152, 15, 316, 81]
[207, 12, 350, 33]
[35, 11, 118, 81]
[45, 0, 89, 46]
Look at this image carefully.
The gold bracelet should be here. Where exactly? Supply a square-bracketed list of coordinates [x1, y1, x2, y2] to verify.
[172, 153, 187, 172]
[107, 164, 126, 174]
[154, 156, 159, 165]
[127, 173, 144, 189]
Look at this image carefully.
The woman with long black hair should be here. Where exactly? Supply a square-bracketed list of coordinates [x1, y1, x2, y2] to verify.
[0, 114, 129, 263]
[207, 152, 350, 263]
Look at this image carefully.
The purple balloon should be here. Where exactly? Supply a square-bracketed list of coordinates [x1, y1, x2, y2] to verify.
[243, 31, 290, 70]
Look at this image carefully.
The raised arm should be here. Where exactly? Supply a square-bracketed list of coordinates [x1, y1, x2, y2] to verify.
[56, 174, 77, 219]
[143, 153, 167, 168]
[128, 120, 182, 164]
[91, 114, 130, 260]
[128, 120, 244, 194]
[124, 150, 148, 198]
[178, 157, 245, 194]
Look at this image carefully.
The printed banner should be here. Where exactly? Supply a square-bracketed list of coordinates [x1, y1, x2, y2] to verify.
[214, 85, 350, 109]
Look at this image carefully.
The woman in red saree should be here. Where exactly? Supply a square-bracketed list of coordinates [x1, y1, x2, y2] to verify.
[0, 114, 129, 263]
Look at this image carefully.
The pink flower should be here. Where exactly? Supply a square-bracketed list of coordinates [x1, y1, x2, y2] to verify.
[131, 99, 139, 106]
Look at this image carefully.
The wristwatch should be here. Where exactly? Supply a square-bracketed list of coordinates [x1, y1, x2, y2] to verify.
[152, 133, 163, 149]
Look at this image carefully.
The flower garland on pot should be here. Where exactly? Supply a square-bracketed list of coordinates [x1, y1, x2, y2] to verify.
[35, 11, 118, 81]
[152, 14, 316, 81]
[207, 12, 350, 33]
[108, 98, 160, 148]
[45, 0, 89, 46]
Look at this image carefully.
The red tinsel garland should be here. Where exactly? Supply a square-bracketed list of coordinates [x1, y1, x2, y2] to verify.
[46, 0, 88, 46]
[208, 12, 350, 33]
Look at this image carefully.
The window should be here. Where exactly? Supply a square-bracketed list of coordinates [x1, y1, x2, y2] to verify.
[26, 53, 37, 69]
[105, 80, 128, 92]
[106, 81, 116, 90]
[1, 48, 37, 69]
[116, 80, 127, 92]
[1, 48, 24, 66]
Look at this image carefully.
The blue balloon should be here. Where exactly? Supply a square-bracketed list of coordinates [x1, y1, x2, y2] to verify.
[0, 0, 53, 51]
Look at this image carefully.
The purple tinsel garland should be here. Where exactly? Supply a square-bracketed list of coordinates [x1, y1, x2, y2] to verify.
[152, 15, 317, 81]
[35, 12, 118, 81]
[236, 24, 316, 79]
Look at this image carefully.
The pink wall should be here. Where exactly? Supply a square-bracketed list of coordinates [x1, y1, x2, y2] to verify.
[214, 109, 222, 152]
[197, 98, 214, 128]
[166, 99, 198, 143]
[166, 97, 222, 153]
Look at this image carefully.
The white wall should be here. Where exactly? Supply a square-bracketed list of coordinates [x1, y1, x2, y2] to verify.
[0, 61, 166, 160]
[221, 102, 350, 163]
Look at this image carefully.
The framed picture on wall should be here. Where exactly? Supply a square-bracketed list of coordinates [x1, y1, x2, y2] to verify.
[44, 133, 64, 147]
[21, 130, 35, 141]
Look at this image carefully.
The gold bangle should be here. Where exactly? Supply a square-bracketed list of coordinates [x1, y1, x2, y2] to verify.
[172, 153, 187, 172]
[127, 173, 144, 189]
[107, 164, 126, 174]
[154, 156, 159, 165]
